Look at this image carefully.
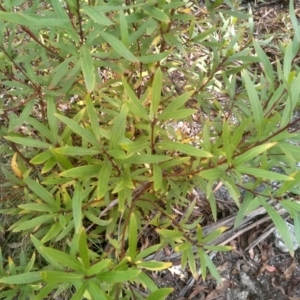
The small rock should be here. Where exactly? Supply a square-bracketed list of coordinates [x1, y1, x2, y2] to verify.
[274, 222, 299, 252]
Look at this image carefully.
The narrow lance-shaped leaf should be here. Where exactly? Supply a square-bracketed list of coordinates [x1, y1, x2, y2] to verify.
[233, 143, 276, 166]
[122, 77, 149, 120]
[97, 160, 112, 199]
[82, 5, 114, 26]
[78, 228, 90, 270]
[158, 141, 212, 157]
[136, 261, 172, 271]
[150, 68, 162, 118]
[55, 113, 100, 148]
[145, 288, 173, 300]
[129, 213, 137, 261]
[38, 247, 85, 273]
[241, 70, 263, 137]
[110, 104, 128, 149]
[85, 94, 101, 141]
[153, 163, 162, 191]
[0, 272, 41, 284]
[72, 184, 83, 234]
[223, 120, 232, 165]
[80, 45, 95, 93]
[236, 167, 294, 181]
[23, 177, 58, 208]
[259, 197, 295, 257]
[143, 5, 170, 23]
[41, 271, 84, 283]
[4, 136, 51, 148]
[47, 96, 58, 142]
[87, 280, 108, 300]
[119, 10, 129, 47]
[101, 32, 138, 62]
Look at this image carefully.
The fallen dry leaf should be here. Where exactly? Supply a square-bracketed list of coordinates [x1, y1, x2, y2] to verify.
[188, 285, 208, 299]
[283, 260, 297, 281]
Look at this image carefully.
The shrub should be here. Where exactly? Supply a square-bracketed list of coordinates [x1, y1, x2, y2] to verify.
[0, 0, 300, 299]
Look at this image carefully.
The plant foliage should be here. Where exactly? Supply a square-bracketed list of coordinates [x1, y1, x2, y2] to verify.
[0, 0, 300, 299]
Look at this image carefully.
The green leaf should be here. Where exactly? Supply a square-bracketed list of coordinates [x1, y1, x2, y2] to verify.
[158, 141, 212, 157]
[49, 57, 74, 90]
[39, 247, 85, 273]
[235, 167, 294, 181]
[122, 154, 172, 164]
[18, 203, 53, 212]
[0, 272, 41, 284]
[204, 245, 233, 252]
[101, 32, 138, 62]
[122, 77, 149, 120]
[73, 184, 83, 234]
[136, 272, 158, 293]
[119, 10, 129, 47]
[56, 146, 101, 156]
[4, 136, 51, 148]
[78, 228, 90, 270]
[110, 104, 128, 149]
[129, 213, 138, 261]
[201, 227, 228, 244]
[202, 251, 222, 283]
[70, 282, 88, 300]
[87, 280, 108, 300]
[253, 40, 274, 89]
[14, 99, 35, 130]
[186, 246, 197, 279]
[199, 168, 225, 180]
[233, 143, 276, 166]
[218, 9, 250, 19]
[97, 160, 112, 198]
[120, 140, 149, 154]
[59, 165, 100, 178]
[156, 229, 183, 239]
[55, 113, 100, 148]
[82, 5, 114, 25]
[47, 96, 58, 142]
[23, 177, 58, 208]
[146, 288, 173, 300]
[294, 214, 300, 247]
[41, 271, 84, 283]
[84, 211, 112, 226]
[150, 68, 162, 117]
[27, 117, 54, 144]
[85, 95, 102, 141]
[138, 51, 170, 63]
[223, 120, 232, 165]
[96, 270, 141, 282]
[234, 192, 253, 228]
[153, 164, 162, 191]
[136, 261, 172, 271]
[135, 244, 163, 261]
[159, 91, 194, 119]
[259, 197, 294, 256]
[283, 41, 294, 80]
[0, 11, 68, 26]
[28, 150, 52, 164]
[80, 45, 95, 93]
[86, 259, 111, 276]
[158, 109, 196, 120]
[198, 248, 207, 280]
[241, 70, 263, 136]
[143, 5, 170, 22]
[50, 147, 74, 170]
[11, 215, 53, 232]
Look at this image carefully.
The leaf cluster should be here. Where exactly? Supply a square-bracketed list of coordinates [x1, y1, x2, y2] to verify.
[0, 0, 300, 299]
